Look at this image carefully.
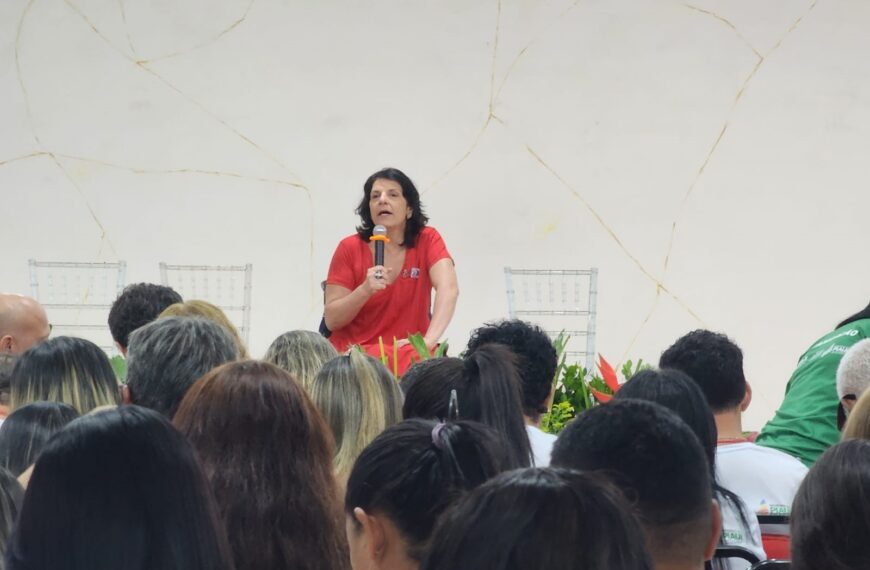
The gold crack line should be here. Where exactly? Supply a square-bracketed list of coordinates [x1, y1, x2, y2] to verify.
[683, 4, 763, 60]
[0, 151, 51, 168]
[117, 0, 139, 59]
[661, 0, 818, 275]
[423, 115, 492, 195]
[620, 286, 662, 362]
[487, 0, 502, 115]
[63, 0, 303, 185]
[494, 0, 585, 103]
[137, 0, 255, 65]
[51, 155, 119, 257]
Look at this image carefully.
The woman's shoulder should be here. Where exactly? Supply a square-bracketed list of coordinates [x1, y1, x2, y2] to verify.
[337, 233, 367, 249]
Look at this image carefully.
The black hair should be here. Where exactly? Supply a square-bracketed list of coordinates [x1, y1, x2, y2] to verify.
[355, 168, 429, 248]
[551, 399, 712, 565]
[837, 300, 870, 330]
[421, 468, 653, 570]
[402, 344, 533, 468]
[6, 406, 233, 570]
[10, 336, 121, 414]
[108, 283, 182, 349]
[792, 439, 870, 570]
[659, 329, 747, 412]
[0, 355, 15, 408]
[0, 467, 23, 564]
[0, 402, 79, 476]
[614, 368, 751, 535]
[465, 320, 557, 421]
[346, 419, 512, 561]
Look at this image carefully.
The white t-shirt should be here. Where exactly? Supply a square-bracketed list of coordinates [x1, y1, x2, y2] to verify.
[526, 424, 556, 467]
[718, 492, 767, 569]
[716, 442, 808, 518]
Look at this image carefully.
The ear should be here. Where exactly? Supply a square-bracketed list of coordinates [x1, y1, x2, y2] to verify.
[0, 335, 13, 353]
[120, 384, 133, 405]
[740, 382, 752, 412]
[704, 499, 723, 561]
[354, 507, 387, 562]
[116, 342, 128, 357]
[842, 397, 856, 414]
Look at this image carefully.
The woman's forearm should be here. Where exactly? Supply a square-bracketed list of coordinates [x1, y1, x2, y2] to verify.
[424, 284, 459, 347]
[324, 284, 372, 331]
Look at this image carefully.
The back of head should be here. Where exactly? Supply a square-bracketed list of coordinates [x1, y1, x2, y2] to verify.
[125, 316, 239, 418]
[174, 360, 346, 570]
[842, 389, 870, 441]
[6, 406, 232, 570]
[551, 400, 713, 566]
[0, 294, 49, 356]
[402, 344, 532, 468]
[792, 439, 870, 570]
[421, 468, 653, 570]
[465, 320, 557, 421]
[659, 329, 746, 413]
[0, 466, 23, 565]
[107, 283, 182, 350]
[837, 339, 870, 402]
[0, 354, 15, 411]
[0, 402, 79, 476]
[263, 330, 338, 393]
[10, 337, 120, 414]
[837, 300, 870, 330]
[311, 351, 403, 480]
[159, 300, 249, 358]
[346, 419, 513, 562]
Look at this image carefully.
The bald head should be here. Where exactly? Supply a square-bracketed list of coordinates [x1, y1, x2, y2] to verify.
[0, 294, 50, 355]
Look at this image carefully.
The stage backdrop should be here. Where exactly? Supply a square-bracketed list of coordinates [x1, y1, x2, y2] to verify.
[2, 0, 868, 429]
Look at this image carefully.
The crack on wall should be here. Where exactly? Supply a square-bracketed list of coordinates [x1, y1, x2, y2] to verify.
[135, 0, 255, 65]
[660, 0, 818, 277]
[0, 151, 50, 169]
[683, 4, 763, 59]
[117, 0, 139, 59]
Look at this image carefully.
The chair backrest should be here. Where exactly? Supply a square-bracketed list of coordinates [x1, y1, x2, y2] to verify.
[158, 263, 252, 345]
[713, 545, 762, 565]
[750, 560, 790, 569]
[504, 268, 598, 371]
[28, 259, 127, 354]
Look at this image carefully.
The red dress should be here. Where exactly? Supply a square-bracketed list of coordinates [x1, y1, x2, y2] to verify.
[326, 227, 451, 374]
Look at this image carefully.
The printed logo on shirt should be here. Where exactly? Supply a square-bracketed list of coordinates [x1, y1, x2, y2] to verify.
[410, 267, 420, 279]
[721, 530, 745, 544]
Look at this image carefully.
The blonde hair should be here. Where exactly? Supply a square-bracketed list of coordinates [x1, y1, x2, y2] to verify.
[263, 330, 338, 393]
[159, 300, 249, 358]
[310, 350, 403, 481]
[843, 389, 870, 441]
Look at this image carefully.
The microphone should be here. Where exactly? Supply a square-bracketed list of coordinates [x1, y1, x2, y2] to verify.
[370, 225, 389, 280]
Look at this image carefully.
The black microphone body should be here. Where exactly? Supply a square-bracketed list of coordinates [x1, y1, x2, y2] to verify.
[374, 241, 385, 267]
[372, 225, 387, 279]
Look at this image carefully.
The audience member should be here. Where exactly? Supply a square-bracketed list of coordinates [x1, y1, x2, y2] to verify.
[791, 439, 870, 570]
[5, 406, 233, 570]
[758, 300, 870, 466]
[107, 283, 182, 355]
[402, 344, 532, 468]
[0, 467, 23, 569]
[0, 356, 14, 421]
[345, 419, 512, 570]
[465, 320, 558, 466]
[10, 337, 120, 414]
[0, 402, 78, 476]
[264, 330, 338, 393]
[174, 360, 348, 570]
[159, 299, 249, 358]
[124, 316, 238, 418]
[421, 468, 653, 570]
[311, 351, 403, 484]
[552, 399, 720, 570]
[836, 338, 870, 420]
[0, 295, 49, 357]
[841, 388, 870, 441]
[614, 368, 765, 566]
[660, 331, 808, 518]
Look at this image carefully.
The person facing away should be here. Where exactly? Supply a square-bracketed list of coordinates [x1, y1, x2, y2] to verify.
[107, 283, 182, 356]
[757, 300, 870, 466]
[345, 419, 514, 570]
[835, 339, 870, 422]
[0, 294, 50, 357]
[660, 330, 808, 519]
[465, 319, 558, 466]
[551, 399, 721, 570]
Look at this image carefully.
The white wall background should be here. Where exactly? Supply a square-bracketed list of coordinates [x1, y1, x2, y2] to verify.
[2, 0, 868, 429]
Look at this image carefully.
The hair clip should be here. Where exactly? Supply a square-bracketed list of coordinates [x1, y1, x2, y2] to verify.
[447, 389, 460, 420]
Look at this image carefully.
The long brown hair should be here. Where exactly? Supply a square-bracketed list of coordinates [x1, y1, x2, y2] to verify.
[173, 361, 348, 570]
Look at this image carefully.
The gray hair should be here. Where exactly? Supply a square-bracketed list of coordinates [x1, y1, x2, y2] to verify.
[263, 330, 337, 393]
[837, 339, 870, 400]
[126, 316, 239, 418]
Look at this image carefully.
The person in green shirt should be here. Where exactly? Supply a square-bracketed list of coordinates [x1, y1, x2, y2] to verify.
[757, 301, 870, 466]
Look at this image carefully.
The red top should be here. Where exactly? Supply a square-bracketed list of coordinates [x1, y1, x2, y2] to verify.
[326, 226, 452, 356]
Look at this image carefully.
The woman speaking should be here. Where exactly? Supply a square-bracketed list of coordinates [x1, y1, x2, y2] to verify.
[324, 168, 459, 374]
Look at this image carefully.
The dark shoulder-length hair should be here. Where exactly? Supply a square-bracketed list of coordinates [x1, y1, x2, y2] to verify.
[6, 406, 234, 570]
[355, 167, 429, 247]
[0, 401, 79, 476]
[402, 344, 533, 468]
[173, 360, 348, 570]
[837, 300, 870, 329]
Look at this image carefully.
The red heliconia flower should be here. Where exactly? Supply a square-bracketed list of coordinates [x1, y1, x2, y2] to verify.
[598, 355, 620, 392]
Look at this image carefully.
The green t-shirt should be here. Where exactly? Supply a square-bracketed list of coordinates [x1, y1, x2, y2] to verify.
[757, 319, 870, 467]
